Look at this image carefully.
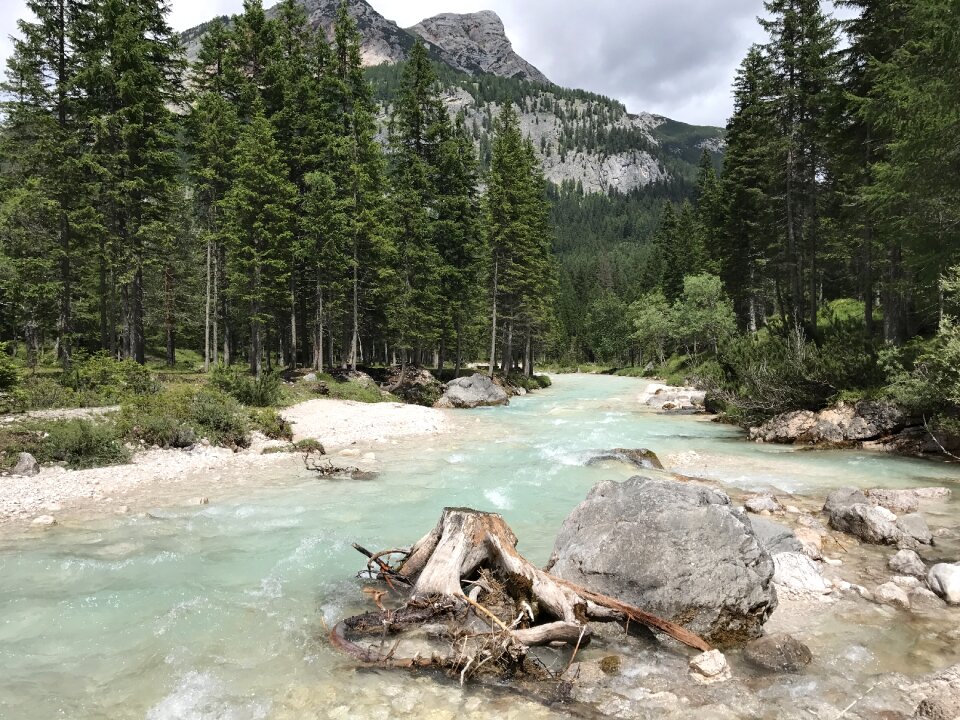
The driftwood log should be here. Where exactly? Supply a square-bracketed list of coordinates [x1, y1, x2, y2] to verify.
[331, 508, 710, 685]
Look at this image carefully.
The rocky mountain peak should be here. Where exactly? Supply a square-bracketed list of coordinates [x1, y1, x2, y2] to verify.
[296, 0, 412, 66]
[409, 10, 550, 84]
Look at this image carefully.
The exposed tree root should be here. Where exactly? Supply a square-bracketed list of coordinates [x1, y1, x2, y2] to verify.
[330, 508, 711, 688]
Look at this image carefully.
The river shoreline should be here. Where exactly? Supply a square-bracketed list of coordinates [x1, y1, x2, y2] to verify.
[1, 398, 454, 527]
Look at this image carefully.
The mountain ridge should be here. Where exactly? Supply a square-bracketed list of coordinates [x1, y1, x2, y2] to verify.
[181, 0, 724, 196]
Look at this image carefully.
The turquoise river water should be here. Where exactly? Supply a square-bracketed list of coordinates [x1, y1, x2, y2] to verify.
[1, 374, 958, 719]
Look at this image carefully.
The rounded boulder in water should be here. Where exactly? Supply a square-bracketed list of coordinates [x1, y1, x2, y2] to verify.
[547, 476, 777, 646]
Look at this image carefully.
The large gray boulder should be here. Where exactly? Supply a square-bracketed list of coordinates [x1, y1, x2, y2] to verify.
[547, 477, 777, 646]
[434, 373, 509, 409]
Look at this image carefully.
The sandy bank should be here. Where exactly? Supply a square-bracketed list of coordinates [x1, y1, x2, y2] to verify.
[2, 399, 452, 525]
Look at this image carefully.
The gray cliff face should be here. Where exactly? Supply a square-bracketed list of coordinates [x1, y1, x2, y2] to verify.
[296, 0, 410, 67]
[434, 88, 668, 194]
[409, 11, 550, 84]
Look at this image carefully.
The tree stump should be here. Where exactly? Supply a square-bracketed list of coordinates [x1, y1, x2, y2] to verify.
[331, 508, 710, 685]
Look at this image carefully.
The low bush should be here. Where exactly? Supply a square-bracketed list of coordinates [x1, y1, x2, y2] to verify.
[248, 408, 293, 441]
[62, 352, 159, 402]
[211, 365, 283, 407]
[118, 387, 251, 449]
[0, 419, 129, 470]
[506, 374, 552, 392]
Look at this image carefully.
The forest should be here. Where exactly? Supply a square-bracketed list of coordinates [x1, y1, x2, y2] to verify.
[0, 0, 554, 383]
[569, 0, 960, 444]
[2, 0, 959, 443]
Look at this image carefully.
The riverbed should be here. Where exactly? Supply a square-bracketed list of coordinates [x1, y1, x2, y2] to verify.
[1, 374, 958, 719]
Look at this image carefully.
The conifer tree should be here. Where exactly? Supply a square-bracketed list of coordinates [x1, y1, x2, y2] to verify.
[328, 1, 390, 371]
[387, 40, 447, 372]
[222, 103, 298, 378]
[1, 0, 85, 365]
[77, 0, 184, 363]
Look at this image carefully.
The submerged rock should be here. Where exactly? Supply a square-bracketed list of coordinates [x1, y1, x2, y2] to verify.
[584, 448, 663, 470]
[547, 476, 777, 645]
[434, 374, 509, 409]
[889, 549, 928, 578]
[927, 564, 960, 605]
[742, 633, 812, 673]
[874, 582, 911, 610]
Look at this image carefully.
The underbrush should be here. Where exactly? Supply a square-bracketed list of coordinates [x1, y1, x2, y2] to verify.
[505, 374, 552, 391]
[210, 365, 283, 407]
[117, 387, 290, 449]
[0, 419, 130, 470]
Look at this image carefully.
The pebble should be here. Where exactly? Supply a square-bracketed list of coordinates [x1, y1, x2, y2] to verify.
[31, 515, 57, 527]
[689, 650, 731, 684]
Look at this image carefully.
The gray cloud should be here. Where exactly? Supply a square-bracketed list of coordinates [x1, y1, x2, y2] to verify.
[2, 0, 820, 126]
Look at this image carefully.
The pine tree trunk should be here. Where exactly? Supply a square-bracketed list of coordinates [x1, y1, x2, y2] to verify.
[55, 0, 72, 370]
[132, 266, 145, 365]
[290, 273, 298, 370]
[454, 317, 463, 378]
[503, 321, 513, 375]
[488, 258, 498, 377]
[164, 264, 175, 367]
[99, 251, 109, 351]
[313, 274, 323, 371]
[205, 240, 212, 371]
[212, 243, 219, 365]
[251, 261, 262, 378]
[524, 326, 532, 377]
[350, 252, 359, 371]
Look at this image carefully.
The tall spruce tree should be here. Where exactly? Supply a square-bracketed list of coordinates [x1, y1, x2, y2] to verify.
[77, 0, 184, 363]
[222, 103, 298, 378]
[1, 0, 86, 366]
[761, 0, 841, 329]
[387, 40, 447, 373]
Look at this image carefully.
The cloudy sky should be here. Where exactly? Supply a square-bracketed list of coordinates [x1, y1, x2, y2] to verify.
[0, 0, 844, 126]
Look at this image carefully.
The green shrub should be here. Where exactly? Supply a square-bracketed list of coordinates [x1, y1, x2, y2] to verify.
[0, 348, 21, 392]
[292, 438, 324, 453]
[189, 388, 250, 447]
[210, 365, 283, 407]
[44, 420, 130, 469]
[0, 419, 129, 470]
[534, 374, 552, 389]
[63, 352, 158, 401]
[118, 387, 251, 449]
[249, 408, 292, 441]
[18, 376, 79, 410]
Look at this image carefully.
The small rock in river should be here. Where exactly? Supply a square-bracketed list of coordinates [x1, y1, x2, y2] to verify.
[772, 552, 832, 596]
[31, 515, 57, 527]
[874, 582, 911, 610]
[889, 549, 927, 578]
[742, 633, 813, 673]
[745, 495, 783, 515]
[892, 575, 923, 590]
[689, 650, 731, 684]
[928, 564, 960, 605]
[910, 587, 947, 611]
[897, 513, 933, 546]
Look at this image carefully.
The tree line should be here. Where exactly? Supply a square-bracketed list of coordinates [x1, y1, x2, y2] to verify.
[0, 0, 556, 379]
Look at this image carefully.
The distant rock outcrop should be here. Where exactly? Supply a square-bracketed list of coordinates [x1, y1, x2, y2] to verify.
[409, 11, 549, 84]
